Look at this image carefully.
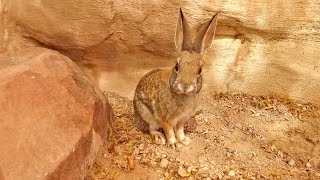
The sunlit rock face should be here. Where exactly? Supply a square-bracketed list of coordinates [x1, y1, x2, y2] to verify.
[1, 0, 320, 103]
[0, 48, 112, 180]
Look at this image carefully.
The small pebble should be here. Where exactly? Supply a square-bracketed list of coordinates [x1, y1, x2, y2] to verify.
[159, 159, 169, 168]
[228, 170, 236, 177]
[270, 144, 277, 151]
[126, 156, 135, 170]
[187, 166, 193, 173]
[306, 162, 312, 168]
[132, 148, 140, 156]
[178, 167, 190, 177]
[198, 156, 208, 164]
[288, 158, 295, 166]
[140, 158, 148, 164]
[150, 160, 157, 167]
[198, 167, 209, 174]
[277, 151, 284, 158]
[192, 167, 198, 173]
[138, 144, 144, 150]
[235, 123, 243, 129]
[161, 154, 167, 158]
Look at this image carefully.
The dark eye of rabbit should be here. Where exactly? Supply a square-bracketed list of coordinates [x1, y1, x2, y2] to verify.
[198, 67, 202, 75]
[175, 63, 179, 72]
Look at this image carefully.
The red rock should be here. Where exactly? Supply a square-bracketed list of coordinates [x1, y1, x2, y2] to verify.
[0, 48, 113, 180]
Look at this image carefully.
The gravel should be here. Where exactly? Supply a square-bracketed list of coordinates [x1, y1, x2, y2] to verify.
[88, 92, 320, 180]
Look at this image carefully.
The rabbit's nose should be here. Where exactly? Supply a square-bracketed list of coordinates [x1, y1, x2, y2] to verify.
[176, 83, 184, 92]
[185, 85, 195, 93]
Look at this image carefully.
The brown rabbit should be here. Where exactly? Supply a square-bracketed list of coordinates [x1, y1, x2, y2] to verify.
[133, 8, 218, 146]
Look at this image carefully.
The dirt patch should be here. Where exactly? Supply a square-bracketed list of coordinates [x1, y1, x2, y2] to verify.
[87, 92, 320, 180]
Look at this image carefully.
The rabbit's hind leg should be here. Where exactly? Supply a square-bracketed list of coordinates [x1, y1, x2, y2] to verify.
[134, 99, 166, 145]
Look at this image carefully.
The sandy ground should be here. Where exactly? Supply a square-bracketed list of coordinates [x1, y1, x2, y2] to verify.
[87, 91, 320, 180]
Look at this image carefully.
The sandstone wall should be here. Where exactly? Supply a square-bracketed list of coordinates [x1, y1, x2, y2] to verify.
[1, 0, 320, 104]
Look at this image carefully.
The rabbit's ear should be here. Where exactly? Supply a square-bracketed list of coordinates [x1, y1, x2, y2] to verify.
[175, 8, 192, 52]
[193, 13, 218, 53]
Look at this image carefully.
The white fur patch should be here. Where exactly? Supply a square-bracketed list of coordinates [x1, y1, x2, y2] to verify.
[185, 85, 195, 93]
[176, 128, 185, 140]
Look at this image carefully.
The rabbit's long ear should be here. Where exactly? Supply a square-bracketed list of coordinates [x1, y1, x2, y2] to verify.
[193, 13, 218, 53]
[175, 8, 192, 52]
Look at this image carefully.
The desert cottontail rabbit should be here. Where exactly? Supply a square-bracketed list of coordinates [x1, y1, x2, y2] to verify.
[134, 8, 218, 147]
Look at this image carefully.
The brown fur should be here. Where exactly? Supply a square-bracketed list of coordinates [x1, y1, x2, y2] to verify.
[133, 9, 218, 146]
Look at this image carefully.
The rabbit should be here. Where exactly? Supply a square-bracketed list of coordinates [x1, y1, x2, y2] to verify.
[133, 8, 218, 147]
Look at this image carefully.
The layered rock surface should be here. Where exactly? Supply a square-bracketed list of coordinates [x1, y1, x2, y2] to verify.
[2, 0, 320, 103]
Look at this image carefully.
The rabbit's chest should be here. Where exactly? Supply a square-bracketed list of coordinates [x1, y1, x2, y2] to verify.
[172, 107, 195, 125]
[167, 97, 197, 124]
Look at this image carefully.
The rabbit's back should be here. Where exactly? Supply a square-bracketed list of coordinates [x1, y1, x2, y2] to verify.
[135, 69, 171, 97]
[134, 69, 172, 110]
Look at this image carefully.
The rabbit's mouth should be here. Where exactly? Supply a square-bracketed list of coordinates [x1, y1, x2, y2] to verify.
[171, 84, 199, 95]
[179, 91, 197, 96]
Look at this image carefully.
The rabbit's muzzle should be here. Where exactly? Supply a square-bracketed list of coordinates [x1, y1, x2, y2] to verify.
[170, 72, 202, 95]
[172, 83, 197, 94]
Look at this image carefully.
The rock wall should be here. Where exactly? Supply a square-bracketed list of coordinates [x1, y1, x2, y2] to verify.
[1, 0, 320, 104]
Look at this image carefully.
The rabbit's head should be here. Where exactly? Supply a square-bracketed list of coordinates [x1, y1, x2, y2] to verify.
[169, 8, 218, 95]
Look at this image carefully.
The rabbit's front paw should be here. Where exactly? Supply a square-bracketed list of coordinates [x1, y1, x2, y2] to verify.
[150, 130, 166, 145]
[166, 136, 178, 149]
[179, 136, 191, 145]
[167, 136, 177, 144]
[176, 128, 191, 145]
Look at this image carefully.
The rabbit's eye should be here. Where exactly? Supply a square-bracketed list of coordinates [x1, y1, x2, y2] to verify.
[198, 67, 202, 75]
[175, 63, 179, 72]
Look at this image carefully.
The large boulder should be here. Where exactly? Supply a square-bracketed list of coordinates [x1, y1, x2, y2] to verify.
[3, 0, 320, 104]
[0, 48, 112, 180]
